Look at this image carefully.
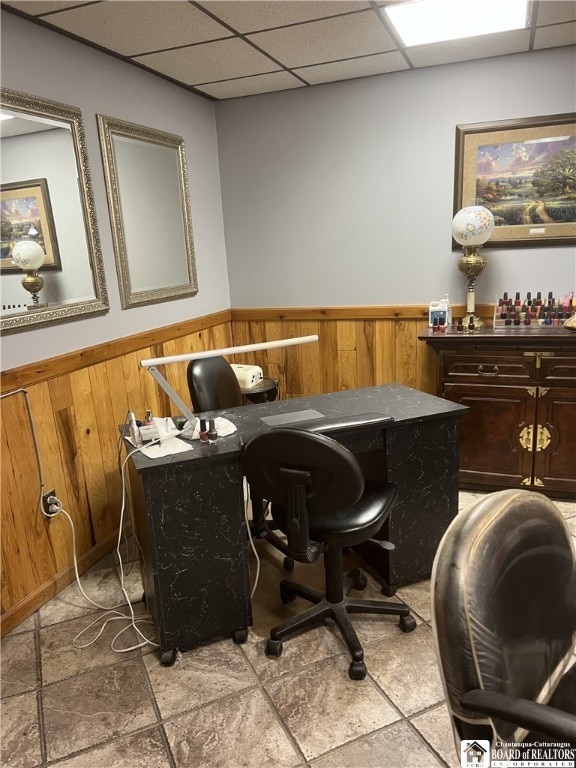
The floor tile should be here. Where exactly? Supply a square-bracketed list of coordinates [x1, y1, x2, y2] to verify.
[42, 659, 157, 761]
[1, 631, 38, 698]
[265, 656, 400, 761]
[40, 609, 141, 685]
[411, 702, 460, 768]
[457, 491, 487, 511]
[396, 579, 432, 623]
[241, 624, 343, 682]
[6, 614, 35, 635]
[38, 565, 126, 627]
[367, 624, 445, 716]
[144, 638, 258, 719]
[50, 727, 172, 768]
[164, 687, 302, 768]
[0, 690, 41, 768]
[310, 719, 445, 768]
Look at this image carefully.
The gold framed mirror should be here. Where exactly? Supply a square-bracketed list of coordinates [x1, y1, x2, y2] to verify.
[1, 88, 109, 334]
[97, 115, 198, 309]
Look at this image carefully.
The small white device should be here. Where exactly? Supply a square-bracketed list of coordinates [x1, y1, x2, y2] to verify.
[230, 364, 263, 388]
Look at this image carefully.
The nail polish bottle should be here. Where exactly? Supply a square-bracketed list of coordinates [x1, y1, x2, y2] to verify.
[207, 420, 218, 443]
[456, 318, 464, 333]
[199, 418, 209, 443]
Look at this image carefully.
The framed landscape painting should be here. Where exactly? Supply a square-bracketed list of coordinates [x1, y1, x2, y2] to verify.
[0, 178, 61, 272]
[454, 113, 576, 248]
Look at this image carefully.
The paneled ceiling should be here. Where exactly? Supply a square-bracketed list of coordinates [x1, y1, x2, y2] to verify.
[2, 0, 575, 100]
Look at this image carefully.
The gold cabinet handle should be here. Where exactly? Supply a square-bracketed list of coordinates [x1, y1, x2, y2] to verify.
[477, 364, 499, 376]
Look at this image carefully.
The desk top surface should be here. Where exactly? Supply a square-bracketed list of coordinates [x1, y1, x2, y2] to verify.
[130, 383, 466, 473]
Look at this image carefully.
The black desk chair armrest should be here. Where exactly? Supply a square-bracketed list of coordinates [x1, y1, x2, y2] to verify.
[292, 412, 394, 436]
[461, 689, 576, 744]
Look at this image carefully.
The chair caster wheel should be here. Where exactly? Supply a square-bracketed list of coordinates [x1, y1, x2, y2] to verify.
[266, 638, 283, 657]
[232, 628, 248, 644]
[283, 557, 294, 572]
[161, 649, 178, 666]
[349, 660, 367, 680]
[399, 614, 417, 632]
[280, 586, 296, 604]
[354, 573, 368, 591]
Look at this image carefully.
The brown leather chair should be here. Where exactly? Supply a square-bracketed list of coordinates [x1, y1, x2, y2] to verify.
[431, 489, 576, 751]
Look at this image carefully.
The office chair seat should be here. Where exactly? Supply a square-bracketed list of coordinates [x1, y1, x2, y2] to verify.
[244, 427, 416, 680]
[431, 489, 576, 753]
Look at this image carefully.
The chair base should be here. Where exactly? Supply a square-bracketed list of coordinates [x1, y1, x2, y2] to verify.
[266, 565, 416, 679]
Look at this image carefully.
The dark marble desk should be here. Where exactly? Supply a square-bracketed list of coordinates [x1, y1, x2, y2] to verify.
[127, 384, 466, 664]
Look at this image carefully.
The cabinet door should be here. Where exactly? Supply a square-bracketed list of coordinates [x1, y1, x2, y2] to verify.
[444, 383, 537, 489]
[534, 386, 576, 495]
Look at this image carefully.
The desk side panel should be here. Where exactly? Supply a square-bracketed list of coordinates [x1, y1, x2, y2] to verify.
[139, 457, 252, 652]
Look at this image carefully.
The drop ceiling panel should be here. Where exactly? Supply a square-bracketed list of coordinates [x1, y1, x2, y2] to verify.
[2, 1, 93, 14]
[134, 37, 279, 85]
[534, 21, 576, 49]
[197, 0, 372, 33]
[195, 71, 306, 99]
[33, 1, 232, 56]
[247, 9, 396, 68]
[407, 29, 531, 68]
[294, 50, 409, 84]
[536, 0, 576, 26]
[1, 0, 574, 100]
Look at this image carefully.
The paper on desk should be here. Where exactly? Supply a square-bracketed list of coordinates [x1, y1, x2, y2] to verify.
[125, 416, 237, 459]
[125, 417, 192, 459]
[178, 416, 237, 441]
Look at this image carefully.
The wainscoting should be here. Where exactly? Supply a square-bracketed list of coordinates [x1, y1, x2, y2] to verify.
[0, 304, 484, 635]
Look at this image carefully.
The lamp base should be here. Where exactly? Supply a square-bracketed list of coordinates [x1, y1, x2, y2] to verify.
[26, 302, 48, 311]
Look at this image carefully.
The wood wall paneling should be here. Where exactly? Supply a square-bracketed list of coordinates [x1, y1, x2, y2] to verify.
[1, 305, 482, 635]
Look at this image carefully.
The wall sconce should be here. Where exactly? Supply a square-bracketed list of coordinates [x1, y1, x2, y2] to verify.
[11, 239, 47, 310]
[452, 205, 495, 329]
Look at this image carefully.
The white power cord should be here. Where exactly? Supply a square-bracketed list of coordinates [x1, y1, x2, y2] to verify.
[243, 477, 261, 599]
[6, 387, 262, 651]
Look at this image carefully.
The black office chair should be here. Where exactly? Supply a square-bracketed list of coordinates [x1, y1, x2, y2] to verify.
[243, 427, 416, 680]
[431, 489, 576, 752]
[187, 355, 292, 567]
[187, 355, 243, 412]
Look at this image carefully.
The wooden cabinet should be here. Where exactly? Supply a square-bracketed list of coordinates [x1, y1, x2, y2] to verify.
[419, 329, 576, 499]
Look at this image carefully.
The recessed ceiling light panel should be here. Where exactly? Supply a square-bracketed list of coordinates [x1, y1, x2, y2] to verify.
[384, 0, 529, 47]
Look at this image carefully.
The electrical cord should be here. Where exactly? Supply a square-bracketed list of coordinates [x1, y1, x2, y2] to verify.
[243, 477, 261, 598]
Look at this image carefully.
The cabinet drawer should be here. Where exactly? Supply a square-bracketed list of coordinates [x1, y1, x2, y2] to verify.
[540, 355, 576, 386]
[441, 353, 537, 384]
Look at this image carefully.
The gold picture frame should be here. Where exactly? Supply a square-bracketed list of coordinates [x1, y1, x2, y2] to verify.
[1, 177, 61, 272]
[454, 113, 576, 249]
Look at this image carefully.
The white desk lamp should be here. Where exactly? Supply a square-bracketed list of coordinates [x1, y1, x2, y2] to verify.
[140, 334, 319, 429]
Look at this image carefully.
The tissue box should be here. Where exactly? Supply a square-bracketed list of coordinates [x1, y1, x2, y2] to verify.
[231, 364, 263, 388]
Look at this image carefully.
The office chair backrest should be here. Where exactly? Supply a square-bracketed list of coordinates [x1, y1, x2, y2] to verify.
[432, 489, 576, 743]
[187, 356, 243, 412]
[243, 428, 365, 562]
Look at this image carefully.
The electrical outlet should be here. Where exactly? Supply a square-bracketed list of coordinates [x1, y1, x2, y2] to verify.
[41, 489, 57, 517]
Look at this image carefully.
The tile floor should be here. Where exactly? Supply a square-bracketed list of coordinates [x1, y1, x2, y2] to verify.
[2, 492, 575, 768]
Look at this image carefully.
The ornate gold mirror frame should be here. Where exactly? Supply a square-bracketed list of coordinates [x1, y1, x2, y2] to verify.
[1, 88, 108, 334]
[97, 115, 198, 309]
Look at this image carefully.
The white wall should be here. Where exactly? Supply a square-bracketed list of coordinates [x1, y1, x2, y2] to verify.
[216, 46, 576, 308]
[1, 12, 230, 370]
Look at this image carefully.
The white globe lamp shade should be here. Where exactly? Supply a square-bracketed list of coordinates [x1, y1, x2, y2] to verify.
[12, 240, 45, 271]
[452, 205, 495, 247]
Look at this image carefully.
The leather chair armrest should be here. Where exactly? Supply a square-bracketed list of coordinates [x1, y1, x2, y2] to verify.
[461, 689, 576, 744]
